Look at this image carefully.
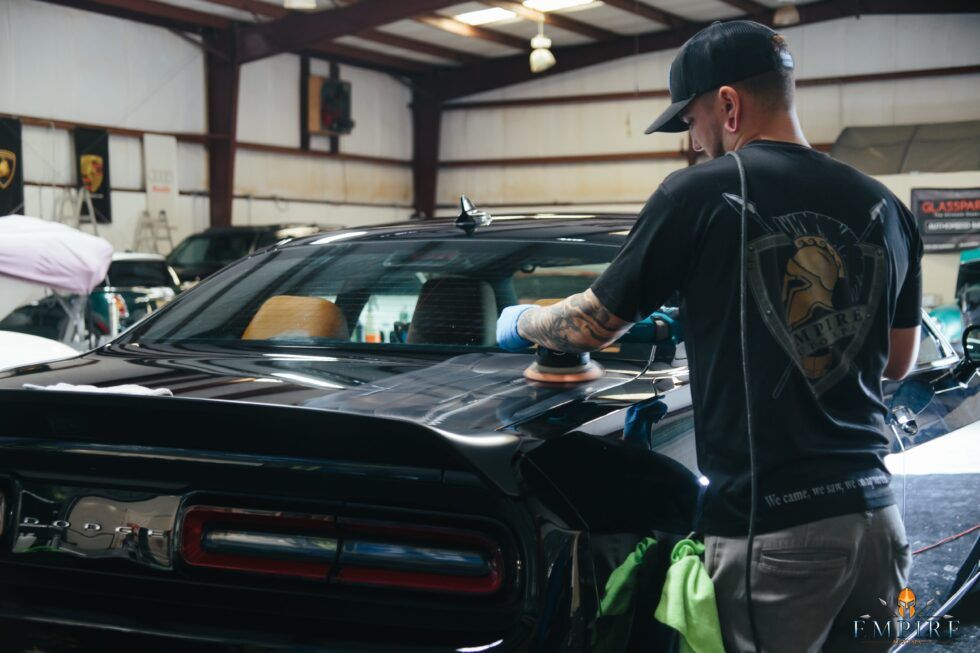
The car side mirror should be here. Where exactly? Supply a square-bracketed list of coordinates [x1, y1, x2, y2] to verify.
[954, 324, 980, 382]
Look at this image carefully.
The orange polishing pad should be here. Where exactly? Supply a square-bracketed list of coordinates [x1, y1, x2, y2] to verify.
[522, 349, 604, 384]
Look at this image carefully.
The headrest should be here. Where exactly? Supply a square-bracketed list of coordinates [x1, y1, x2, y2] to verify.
[242, 295, 349, 341]
[407, 277, 497, 346]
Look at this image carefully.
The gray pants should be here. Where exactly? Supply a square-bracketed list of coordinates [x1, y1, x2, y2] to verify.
[705, 505, 911, 653]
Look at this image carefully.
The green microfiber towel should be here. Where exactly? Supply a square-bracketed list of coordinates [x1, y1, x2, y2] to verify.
[653, 539, 725, 653]
[591, 537, 656, 653]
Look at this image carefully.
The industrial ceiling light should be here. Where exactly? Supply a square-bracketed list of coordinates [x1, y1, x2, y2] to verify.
[529, 21, 556, 73]
[772, 1, 801, 27]
[455, 7, 517, 26]
[284, 0, 317, 9]
[523, 0, 594, 11]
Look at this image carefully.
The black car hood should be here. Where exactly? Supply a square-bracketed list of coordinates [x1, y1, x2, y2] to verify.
[0, 346, 638, 430]
[0, 347, 652, 493]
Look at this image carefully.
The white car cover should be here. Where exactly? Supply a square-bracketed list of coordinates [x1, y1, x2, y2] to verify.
[0, 330, 78, 371]
[0, 215, 113, 294]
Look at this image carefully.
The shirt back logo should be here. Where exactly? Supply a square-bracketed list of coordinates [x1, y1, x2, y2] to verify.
[725, 195, 888, 397]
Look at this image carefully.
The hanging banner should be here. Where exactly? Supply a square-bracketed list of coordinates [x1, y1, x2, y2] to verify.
[912, 188, 980, 252]
[143, 133, 179, 222]
[0, 117, 24, 216]
[74, 127, 112, 223]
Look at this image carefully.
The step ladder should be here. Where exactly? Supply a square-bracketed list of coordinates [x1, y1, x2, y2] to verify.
[56, 186, 99, 236]
[133, 209, 175, 253]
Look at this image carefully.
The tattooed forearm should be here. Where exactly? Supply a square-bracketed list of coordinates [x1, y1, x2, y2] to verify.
[516, 289, 633, 353]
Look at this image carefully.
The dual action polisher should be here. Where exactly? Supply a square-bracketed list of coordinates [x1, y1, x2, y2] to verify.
[522, 348, 604, 384]
[521, 314, 675, 384]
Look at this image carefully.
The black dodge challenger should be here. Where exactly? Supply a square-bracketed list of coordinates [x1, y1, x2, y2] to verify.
[0, 212, 977, 651]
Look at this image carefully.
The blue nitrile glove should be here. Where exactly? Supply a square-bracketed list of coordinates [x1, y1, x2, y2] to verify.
[651, 307, 684, 344]
[497, 304, 535, 352]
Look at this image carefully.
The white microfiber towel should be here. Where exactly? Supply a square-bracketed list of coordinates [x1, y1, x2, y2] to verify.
[23, 383, 173, 397]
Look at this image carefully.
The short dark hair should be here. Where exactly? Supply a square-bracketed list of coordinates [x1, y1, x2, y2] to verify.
[733, 39, 795, 111]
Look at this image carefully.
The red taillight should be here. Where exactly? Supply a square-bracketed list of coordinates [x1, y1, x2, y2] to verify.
[108, 293, 129, 319]
[334, 519, 503, 595]
[179, 507, 504, 595]
[180, 507, 337, 580]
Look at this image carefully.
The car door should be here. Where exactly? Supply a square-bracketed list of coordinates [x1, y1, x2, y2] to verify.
[883, 311, 980, 627]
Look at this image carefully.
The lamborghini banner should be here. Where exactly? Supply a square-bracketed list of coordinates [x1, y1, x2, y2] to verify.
[912, 187, 980, 252]
[74, 127, 111, 223]
[0, 117, 24, 216]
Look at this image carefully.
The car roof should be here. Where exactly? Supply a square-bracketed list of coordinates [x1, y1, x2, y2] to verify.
[202, 224, 319, 233]
[286, 214, 638, 248]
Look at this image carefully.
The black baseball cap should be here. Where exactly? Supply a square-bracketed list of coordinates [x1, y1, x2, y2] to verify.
[645, 20, 795, 134]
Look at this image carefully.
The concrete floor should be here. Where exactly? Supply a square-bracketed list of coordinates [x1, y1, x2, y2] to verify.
[887, 421, 979, 651]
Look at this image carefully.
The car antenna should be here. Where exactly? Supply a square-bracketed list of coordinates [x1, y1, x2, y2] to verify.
[455, 195, 492, 236]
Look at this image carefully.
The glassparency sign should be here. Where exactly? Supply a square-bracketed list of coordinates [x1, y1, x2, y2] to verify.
[912, 188, 980, 252]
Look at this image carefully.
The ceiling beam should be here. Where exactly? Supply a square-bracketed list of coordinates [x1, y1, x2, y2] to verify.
[599, 0, 692, 29]
[308, 42, 430, 73]
[357, 29, 483, 64]
[238, 0, 462, 63]
[413, 14, 529, 50]
[420, 0, 980, 101]
[482, 1, 618, 41]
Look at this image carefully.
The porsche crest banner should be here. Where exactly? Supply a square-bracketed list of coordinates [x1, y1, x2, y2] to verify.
[912, 187, 980, 252]
[0, 117, 24, 216]
[74, 127, 111, 223]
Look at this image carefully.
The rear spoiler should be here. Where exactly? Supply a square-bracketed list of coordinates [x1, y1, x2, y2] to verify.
[0, 389, 523, 496]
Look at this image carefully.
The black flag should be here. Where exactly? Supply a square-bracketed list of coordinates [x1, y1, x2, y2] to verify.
[0, 117, 24, 216]
[74, 127, 112, 223]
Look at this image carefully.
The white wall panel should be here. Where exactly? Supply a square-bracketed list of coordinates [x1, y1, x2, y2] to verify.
[232, 199, 409, 229]
[337, 65, 412, 161]
[21, 125, 73, 186]
[439, 160, 683, 208]
[178, 142, 207, 192]
[0, 0, 206, 132]
[235, 149, 412, 206]
[108, 135, 143, 190]
[237, 54, 300, 147]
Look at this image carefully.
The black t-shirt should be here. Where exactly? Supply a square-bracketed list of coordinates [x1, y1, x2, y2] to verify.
[591, 140, 923, 536]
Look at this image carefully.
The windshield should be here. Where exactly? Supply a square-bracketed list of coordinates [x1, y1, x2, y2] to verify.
[168, 233, 257, 268]
[130, 239, 622, 349]
[105, 260, 179, 288]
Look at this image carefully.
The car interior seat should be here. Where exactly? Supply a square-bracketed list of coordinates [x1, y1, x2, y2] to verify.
[407, 277, 498, 346]
[242, 295, 349, 341]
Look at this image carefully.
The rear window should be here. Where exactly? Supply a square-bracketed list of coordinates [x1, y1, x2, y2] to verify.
[130, 239, 620, 348]
[106, 260, 177, 288]
[168, 233, 257, 268]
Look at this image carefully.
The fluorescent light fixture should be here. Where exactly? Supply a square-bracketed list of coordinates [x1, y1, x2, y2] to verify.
[523, 0, 593, 11]
[284, 0, 317, 9]
[454, 7, 517, 26]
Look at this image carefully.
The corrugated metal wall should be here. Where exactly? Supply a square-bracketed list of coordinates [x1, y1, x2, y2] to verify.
[0, 0, 414, 255]
[438, 14, 980, 213]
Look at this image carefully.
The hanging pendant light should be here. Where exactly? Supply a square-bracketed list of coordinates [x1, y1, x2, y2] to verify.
[529, 21, 556, 74]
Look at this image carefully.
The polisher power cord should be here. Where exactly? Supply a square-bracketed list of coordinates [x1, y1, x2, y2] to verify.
[728, 150, 763, 653]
